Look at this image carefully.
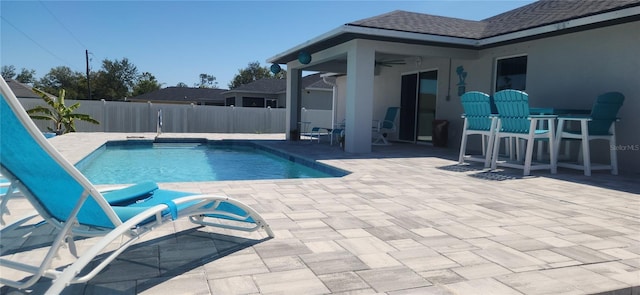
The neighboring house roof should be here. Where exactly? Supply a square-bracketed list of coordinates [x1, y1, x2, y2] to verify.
[268, 0, 640, 64]
[5, 78, 40, 99]
[307, 75, 335, 90]
[223, 73, 333, 95]
[128, 87, 228, 104]
[226, 78, 286, 94]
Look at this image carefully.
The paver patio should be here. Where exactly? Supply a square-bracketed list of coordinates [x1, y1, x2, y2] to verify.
[1, 133, 638, 294]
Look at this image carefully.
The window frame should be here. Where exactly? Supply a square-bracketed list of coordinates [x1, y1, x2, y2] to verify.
[494, 54, 528, 93]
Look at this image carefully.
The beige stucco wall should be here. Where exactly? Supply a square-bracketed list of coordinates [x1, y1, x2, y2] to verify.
[333, 20, 639, 174]
[301, 89, 333, 110]
[455, 21, 640, 174]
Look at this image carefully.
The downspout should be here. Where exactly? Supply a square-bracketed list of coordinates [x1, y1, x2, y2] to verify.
[323, 75, 338, 128]
[446, 58, 452, 101]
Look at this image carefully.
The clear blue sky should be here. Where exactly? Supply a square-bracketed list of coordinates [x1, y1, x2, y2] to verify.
[2, 1, 534, 90]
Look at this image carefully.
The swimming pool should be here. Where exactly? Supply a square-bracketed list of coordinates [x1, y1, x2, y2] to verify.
[76, 140, 347, 184]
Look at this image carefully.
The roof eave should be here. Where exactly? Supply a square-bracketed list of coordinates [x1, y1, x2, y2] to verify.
[305, 87, 333, 91]
[267, 25, 478, 64]
[479, 5, 640, 47]
[267, 26, 346, 64]
[221, 89, 282, 95]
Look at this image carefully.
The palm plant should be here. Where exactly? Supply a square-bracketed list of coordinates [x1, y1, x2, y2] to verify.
[27, 88, 99, 135]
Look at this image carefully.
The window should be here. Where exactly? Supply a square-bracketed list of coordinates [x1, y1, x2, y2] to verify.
[495, 55, 527, 91]
[266, 99, 278, 108]
[225, 97, 235, 106]
[242, 97, 265, 108]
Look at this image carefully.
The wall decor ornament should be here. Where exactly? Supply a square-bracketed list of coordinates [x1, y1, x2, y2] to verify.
[270, 64, 281, 74]
[456, 66, 468, 96]
[298, 51, 312, 64]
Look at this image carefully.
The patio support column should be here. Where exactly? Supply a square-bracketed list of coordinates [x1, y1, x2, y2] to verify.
[286, 68, 302, 140]
[345, 42, 375, 153]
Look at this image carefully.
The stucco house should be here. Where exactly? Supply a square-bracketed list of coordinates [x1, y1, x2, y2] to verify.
[222, 73, 334, 109]
[268, 0, 640, 174]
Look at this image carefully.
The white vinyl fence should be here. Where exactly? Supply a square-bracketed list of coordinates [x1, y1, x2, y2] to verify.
[17, 98, 333, 134]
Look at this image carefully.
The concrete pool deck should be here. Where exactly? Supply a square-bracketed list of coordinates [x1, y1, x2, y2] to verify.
[1, 132, 639, 294]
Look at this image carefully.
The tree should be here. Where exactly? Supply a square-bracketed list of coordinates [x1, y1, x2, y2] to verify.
[27, 88, 99, 134]
[196, 73, 218, 88]
[273, 69, 287, 80]
[176, 82, 189, 87]
[132, 72, 162, 96]
[15, 68, 36, 84]
[35, 66, 85, 100]
[1, 65, 16, 79]
[228, 61, 277, 89]
[92, 58, 139, 100]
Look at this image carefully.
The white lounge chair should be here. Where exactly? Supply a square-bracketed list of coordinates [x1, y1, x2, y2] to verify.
[0, 76, 274, 293]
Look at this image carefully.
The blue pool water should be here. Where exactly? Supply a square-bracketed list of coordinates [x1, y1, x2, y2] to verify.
[76, 141, 345, 184]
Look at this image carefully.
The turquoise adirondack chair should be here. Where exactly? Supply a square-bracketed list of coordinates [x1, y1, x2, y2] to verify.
[458, 91, 497, 168]
[554, 92, 624, 176]
[491, 90, 557, 176]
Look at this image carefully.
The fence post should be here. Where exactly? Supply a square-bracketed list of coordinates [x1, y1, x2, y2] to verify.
[266, 106, 271, 133]
[230, 105, 235, 133]
[189, 103, 195, 133]
[101, 99, 107, 132]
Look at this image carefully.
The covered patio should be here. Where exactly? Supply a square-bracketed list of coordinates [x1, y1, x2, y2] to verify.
[269, 34, 477, 154]
[267, 2, 640, 175]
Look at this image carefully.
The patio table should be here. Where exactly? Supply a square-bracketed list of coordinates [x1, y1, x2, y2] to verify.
[529, 108, 591, 115]
[529, 108, 591, 162]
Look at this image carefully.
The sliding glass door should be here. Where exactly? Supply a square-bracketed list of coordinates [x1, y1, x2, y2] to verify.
[399, 70, 438, 143]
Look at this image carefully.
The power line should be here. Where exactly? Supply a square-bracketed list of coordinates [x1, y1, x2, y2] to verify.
[38, 0, 88, 50]
[0, 15, 76, 68]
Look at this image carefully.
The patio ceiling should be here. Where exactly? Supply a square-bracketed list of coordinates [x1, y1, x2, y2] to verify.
[298, 52, 412, 74]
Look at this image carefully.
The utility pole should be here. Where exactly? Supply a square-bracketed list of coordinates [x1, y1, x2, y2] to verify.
[86, 49, 92, 99]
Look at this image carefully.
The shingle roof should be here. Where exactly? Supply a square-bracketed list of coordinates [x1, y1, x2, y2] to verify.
[349, 11, 486, 39]
[229, 78, 287, 93]
[5, 78, 40, 99]
[306, 75, 335, 90]
[347, 0, 640, 40]
[128, 87, 228, 104]
[225, 73, 332, 94]
[301, 73, 333, 90]
[482, 0, 640, 38]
